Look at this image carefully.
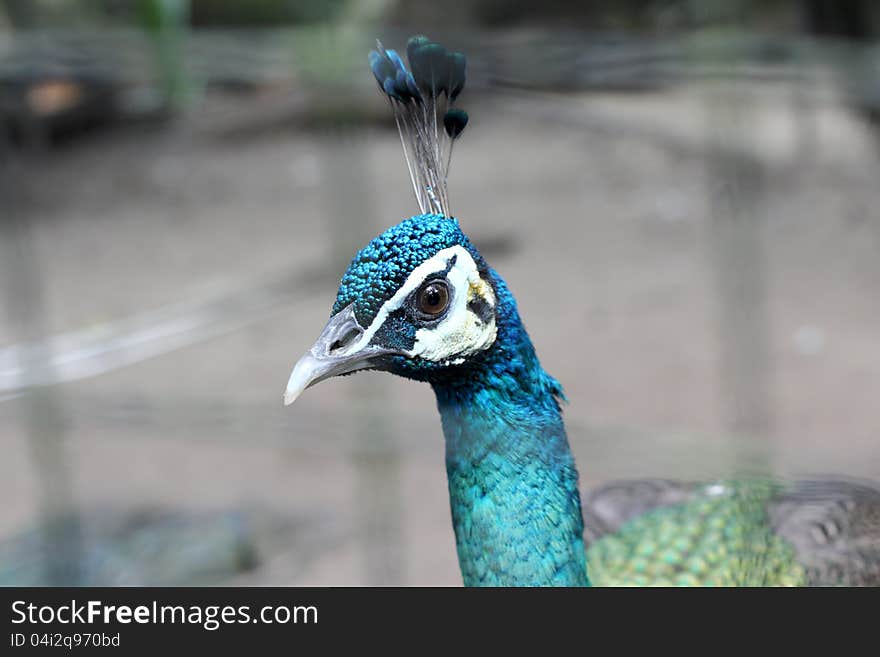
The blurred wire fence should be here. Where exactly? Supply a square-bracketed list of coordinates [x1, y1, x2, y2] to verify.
[1, 6, 879, 585]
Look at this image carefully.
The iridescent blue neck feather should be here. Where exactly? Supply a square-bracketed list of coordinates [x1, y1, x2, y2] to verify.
[432, 273, 590, 586]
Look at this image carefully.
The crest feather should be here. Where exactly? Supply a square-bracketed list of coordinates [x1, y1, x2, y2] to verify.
[369, 36, 469, 217]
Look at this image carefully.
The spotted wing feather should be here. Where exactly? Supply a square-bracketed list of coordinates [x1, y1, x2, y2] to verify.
[769, 479, 880, 586]
[583, 478, 880, 586]
[582, 479, 697, 545]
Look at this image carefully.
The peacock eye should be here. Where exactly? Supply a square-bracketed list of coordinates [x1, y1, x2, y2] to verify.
[416, 280, 450, 317]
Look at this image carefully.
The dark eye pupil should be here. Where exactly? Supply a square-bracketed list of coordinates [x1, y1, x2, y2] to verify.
[418, 282, 448, 315]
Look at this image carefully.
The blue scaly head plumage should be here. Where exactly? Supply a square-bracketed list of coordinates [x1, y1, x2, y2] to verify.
[283, 37, 589, 586]
[329, 214, 487, 381]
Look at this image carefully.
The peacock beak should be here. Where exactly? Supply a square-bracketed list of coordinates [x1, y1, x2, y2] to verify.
[283, 303, 393, 405]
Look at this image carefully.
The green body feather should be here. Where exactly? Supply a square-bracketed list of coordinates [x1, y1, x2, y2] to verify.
[586, 482, 807, 586]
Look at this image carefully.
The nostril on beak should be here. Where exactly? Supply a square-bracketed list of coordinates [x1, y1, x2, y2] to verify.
[328, 327, 362, 354]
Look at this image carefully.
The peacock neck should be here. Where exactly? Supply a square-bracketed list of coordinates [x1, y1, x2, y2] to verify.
[430, 271, 590, 586]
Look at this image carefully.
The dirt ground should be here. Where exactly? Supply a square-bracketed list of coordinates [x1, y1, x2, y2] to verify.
[1, 79, 878, 585]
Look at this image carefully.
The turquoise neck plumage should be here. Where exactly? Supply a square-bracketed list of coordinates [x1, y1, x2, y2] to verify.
[431, 271, 590, 586]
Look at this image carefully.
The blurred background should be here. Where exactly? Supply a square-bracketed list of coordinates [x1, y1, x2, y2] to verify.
[1, 0, 878, 586]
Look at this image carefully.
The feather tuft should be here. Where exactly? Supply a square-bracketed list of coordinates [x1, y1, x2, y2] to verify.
[443, 108, 468, 139]
[369, 36, 468, 217]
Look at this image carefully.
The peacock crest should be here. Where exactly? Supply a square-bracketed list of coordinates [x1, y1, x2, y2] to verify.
[369, 36, 469, 218]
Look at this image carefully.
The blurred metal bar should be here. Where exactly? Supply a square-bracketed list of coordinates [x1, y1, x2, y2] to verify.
[0, 119, 83, 584]
[322, 128, 405, 585]
[303, 22, 405, 584]
[702, 82, 774, 473]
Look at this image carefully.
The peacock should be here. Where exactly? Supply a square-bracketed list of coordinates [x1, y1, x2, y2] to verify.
[283, 35, 880, 586]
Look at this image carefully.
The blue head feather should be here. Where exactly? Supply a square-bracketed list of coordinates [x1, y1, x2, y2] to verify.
[331, 214, 486, 378]
[332, 214, 482, 327]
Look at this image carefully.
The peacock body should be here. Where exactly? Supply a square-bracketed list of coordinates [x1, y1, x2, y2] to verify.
[283, 36, 880, 586]
[586, 481, 808, 586]
[584, 478, 880, 586]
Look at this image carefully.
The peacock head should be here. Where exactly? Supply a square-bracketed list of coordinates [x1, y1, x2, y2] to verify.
[284, 35, 495, 404]
[283, 214, 499, 404]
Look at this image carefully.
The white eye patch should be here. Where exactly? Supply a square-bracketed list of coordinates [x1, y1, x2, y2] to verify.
[349, 245, 497, 363]
[410, 251, 497, 363]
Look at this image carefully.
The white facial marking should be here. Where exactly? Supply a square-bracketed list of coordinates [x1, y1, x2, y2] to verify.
[411, 253, 496, 362]
[348, 245, 497, 363]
